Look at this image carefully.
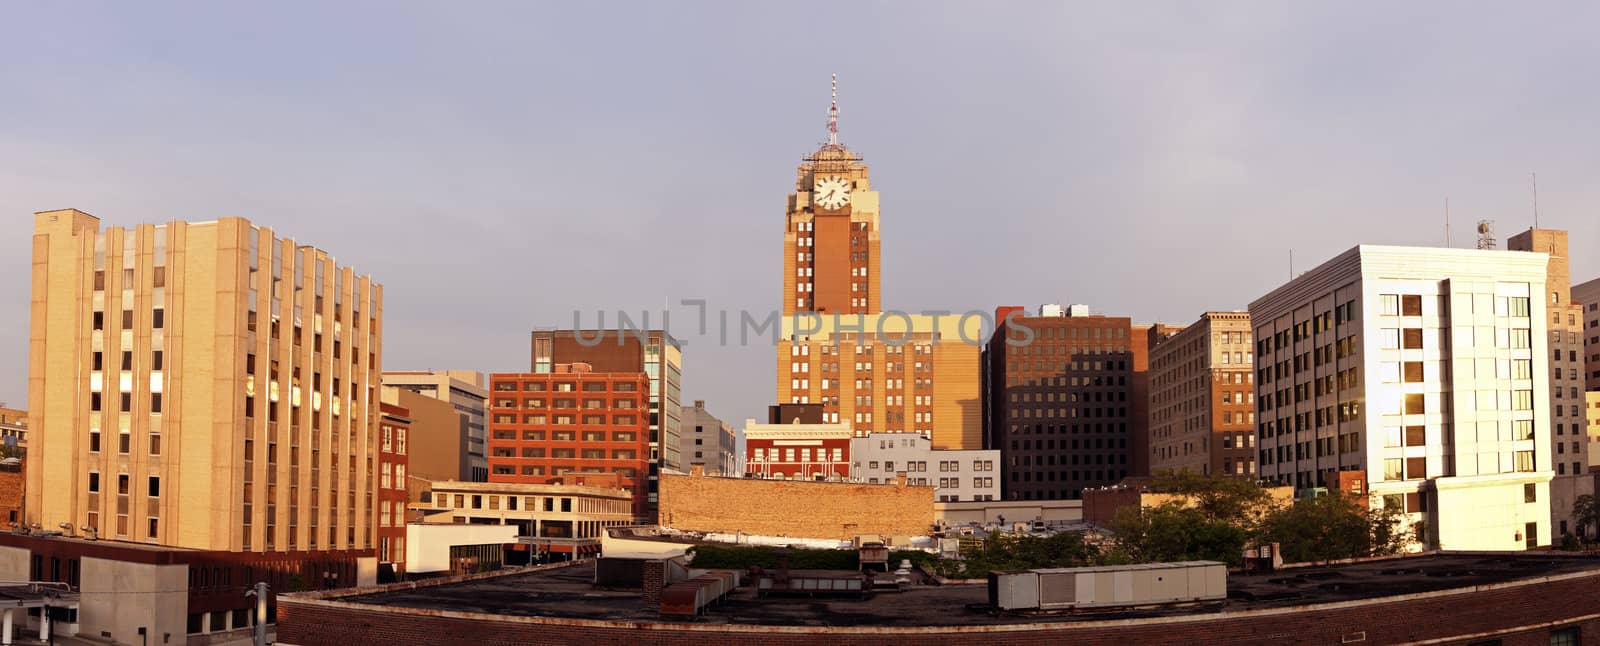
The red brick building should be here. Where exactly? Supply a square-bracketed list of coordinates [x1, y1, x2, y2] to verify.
[486, 366, 651, 520]
[377, 403, 409, 581]
[742, 405, 853, 481]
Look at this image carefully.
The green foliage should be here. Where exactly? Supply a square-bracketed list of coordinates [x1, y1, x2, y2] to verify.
[688, 544, 855, 570]
[1572, 495, 1598, 541]
[937, 531, 1100, 579]
[1258, 492, 1410, 563]
[1147, 471, 1274, 529]
[1560, 533, 1582, 551]
[1110, 502, 1250, 567]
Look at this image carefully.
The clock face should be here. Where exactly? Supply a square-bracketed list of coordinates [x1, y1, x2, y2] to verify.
[814, 176, 851, 209]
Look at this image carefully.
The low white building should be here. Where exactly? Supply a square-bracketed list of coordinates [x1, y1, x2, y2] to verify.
[405, 523, 519, 575]
[849, 433, 1000, 502]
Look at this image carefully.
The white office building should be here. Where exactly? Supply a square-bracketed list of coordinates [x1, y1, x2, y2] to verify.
[850, 433, 1000, 502]
[1250, 245, 1553, 550]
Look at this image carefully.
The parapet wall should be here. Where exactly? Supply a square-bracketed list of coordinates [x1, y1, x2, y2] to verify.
[658, 472, 934, 541]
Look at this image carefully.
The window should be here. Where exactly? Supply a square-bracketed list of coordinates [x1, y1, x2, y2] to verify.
[1516, 451, 1535, 472]
[148, 476, 160, 497]
[1380, 294, 1399, 315]
[1525, 483, 1537, 503]
[1401, 294, 1422, 316]
[1405, 394, 1425, 415]
[1403, 362, 1424, 383]
[1402, 328, 1423, 349]
[1550, 627, 1579, 646]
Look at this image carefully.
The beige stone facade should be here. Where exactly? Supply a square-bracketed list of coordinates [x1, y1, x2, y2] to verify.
[783, 147, 881, 317]
[28, 209, 383, 553]
[1149, 312, 1257, 477]
[777, 314, 983, 450]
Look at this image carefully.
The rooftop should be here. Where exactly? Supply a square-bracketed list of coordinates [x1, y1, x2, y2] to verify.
[341, 552, 1600, 627]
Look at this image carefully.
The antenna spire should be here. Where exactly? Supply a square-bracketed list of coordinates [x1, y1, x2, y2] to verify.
[1532, 172, 1540, 229]
[827, 73, 839, 147]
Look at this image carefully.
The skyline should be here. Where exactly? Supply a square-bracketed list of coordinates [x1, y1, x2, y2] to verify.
[4, 3, 1600, 426]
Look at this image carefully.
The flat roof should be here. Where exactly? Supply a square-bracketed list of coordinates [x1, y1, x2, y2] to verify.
[341, 552, 1600, 627]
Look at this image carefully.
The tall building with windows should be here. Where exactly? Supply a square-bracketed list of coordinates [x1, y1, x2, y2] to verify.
[778, 314, 983, 449]
[486, 366, 652, 521]
[983, 305, 1170, 500]
[28, 209, 384, 555]
[1149, 312, 1258, 478]
[784, 75, 880, 317]
[1508, 229, 1592, 540]
[527, 329, 681, 516]
[381, 370, 487, 481]
[1250, 245, 1552, 550]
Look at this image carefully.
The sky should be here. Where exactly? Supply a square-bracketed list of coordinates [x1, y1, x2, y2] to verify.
[2, 2, 1598, 427]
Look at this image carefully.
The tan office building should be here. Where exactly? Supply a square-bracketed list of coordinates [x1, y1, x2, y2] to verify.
[1575, 277, 1600, 393]
[381, 370, 488, 481]
[1149, 312, 1258, 478]
[777, 314, 983, 450]
[28, 209, 383, 554]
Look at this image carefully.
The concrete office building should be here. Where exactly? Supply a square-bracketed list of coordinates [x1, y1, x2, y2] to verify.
[1250, 244, 1553, 550]
[486, 366, 652, 521]
[1149, 312, 1258, 478]
[983, 305, 1175, 500]
[1508, 229, 1593, 539]
[24, 208, 384, 641]
[680, 401, 737, 476]
[849, 432, 999, 502]
[381, 370, 488, 481]
[529, 329, 682, 516]
[777, 313, 984, 450]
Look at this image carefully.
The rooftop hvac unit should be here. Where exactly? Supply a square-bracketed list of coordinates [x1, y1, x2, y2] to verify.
[988, 562, 1225, 611]
[1066, 304, 1090, 317]
[1038, 304, 1065, 317]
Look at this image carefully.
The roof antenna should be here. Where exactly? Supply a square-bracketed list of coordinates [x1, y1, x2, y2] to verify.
[1445, 197, 1451, 247]
[1288, 249, 1294, 280]
[1532, 172, 1540, 229]
[826, 73, 840, 148]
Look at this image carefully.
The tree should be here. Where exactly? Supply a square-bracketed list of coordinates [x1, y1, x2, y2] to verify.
[1572, 494, 1598, 542]
[1147, 470, 1274, 531]
[1258, 492, 1411, 564]
[1110, 501, 1250, 567]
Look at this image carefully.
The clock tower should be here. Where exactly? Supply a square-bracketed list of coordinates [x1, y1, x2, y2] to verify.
[783, 74, 881, 316]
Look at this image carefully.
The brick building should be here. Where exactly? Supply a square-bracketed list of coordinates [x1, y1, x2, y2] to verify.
[743, 411, 853, 481]
[659, 470, 933, 541]
[528, 329, 682, 516]
[0, 407, 25, 454]
[380, 371, 487, 481]
[486, 366, 652, 521]
[1148, 311, 1257, 478]
[782, 80, 880, 318]
[1576, 277, 1600, 392]
[0, 458, 21, 526]
[376, 403, 409, 580]
[984, 305, 1173, 500]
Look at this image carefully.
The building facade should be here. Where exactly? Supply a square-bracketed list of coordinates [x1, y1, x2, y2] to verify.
[783, 81, 880, 318]
[1250, 244, 1553, 550]
[848, 432, 999, 501]
[418, 480, 632, 561]
[743, 418, 853, 481]
[381, 370, 487, 481]
[486, 367, 652, 520]
[379, 386, 468, 483]
[28, 209, 384, 555]
[0, 407, 25, 454]
[984, 305, 1166, 500]
[1575, 277, 1600, 393]
[777, 313, 984, 449]
[529, 329, 682, 515]
[1508, 229, 1593, 539]
[1149, 312, 1258, 478]
[680, 401, 736, 476]
[377, 402, 410, 579]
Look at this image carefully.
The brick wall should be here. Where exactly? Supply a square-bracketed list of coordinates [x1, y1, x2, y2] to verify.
[659, 472, 933, 541]
[277, 567, 1600, 646]
[0, 467, 22, 525]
